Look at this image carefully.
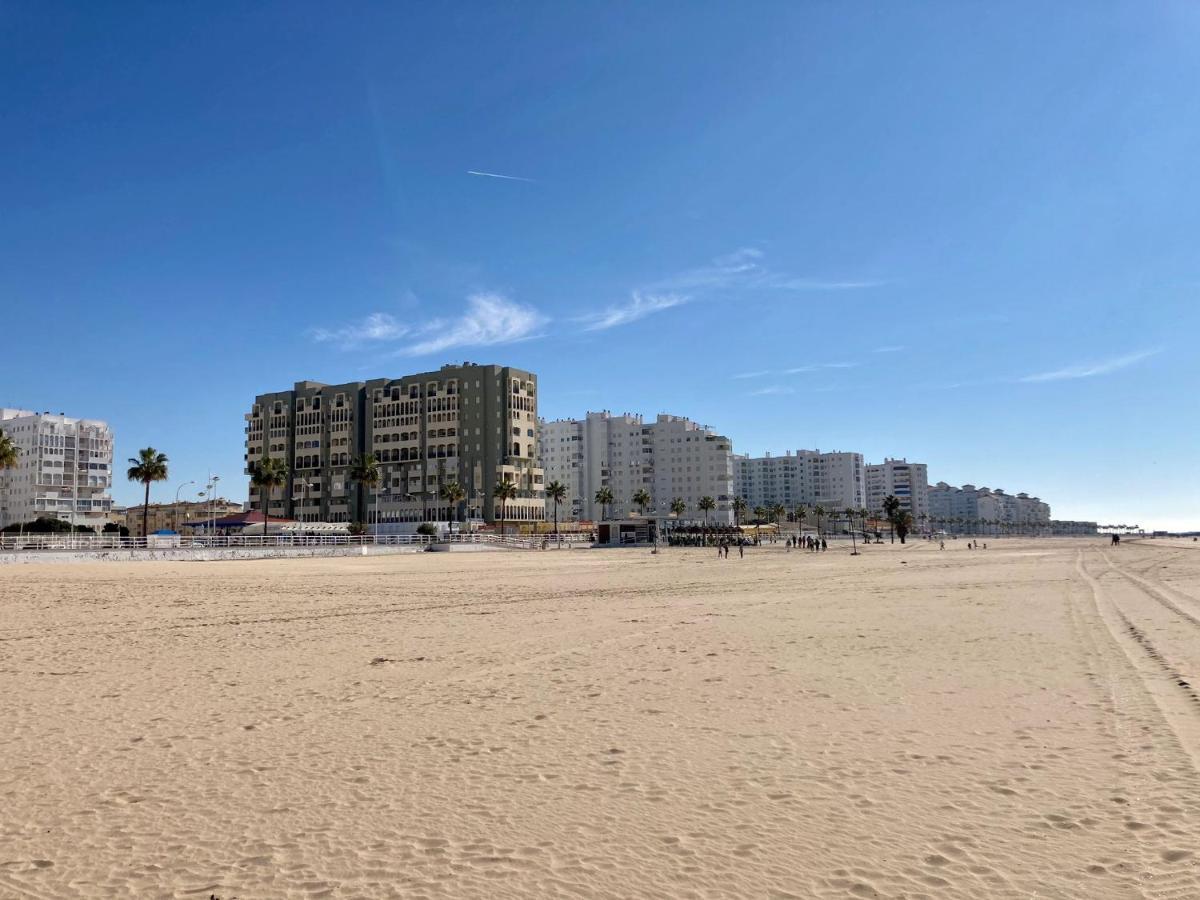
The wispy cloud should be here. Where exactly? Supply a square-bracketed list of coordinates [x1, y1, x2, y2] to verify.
[782, 361, 860, 374]
[872, 345, 906, 353]
[467, 169, 535, 183]
[398, 292, 548, 356]
[578, 291, 689, 332]
[749, 385, 796, 396]
[733, 361, 861, 379]
[770, 278, 888, 291]
[310, 313, 407, 349]
[1019, 349, 1162, 383]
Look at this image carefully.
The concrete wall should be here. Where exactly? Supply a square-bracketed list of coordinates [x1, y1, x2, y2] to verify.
[0, 544, 427, 566]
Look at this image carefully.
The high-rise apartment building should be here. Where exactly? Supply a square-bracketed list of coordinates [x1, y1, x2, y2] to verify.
[539, 411, 735, 524]
[865, 458, 929, 521]
[245, 362, 544, 526]
[0, 408, 114, 531]
[733, 449, 864, 513]
[927, 482, 1051, 532]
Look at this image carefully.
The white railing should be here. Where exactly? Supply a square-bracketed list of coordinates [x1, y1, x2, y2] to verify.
[0, 530, 596, 552]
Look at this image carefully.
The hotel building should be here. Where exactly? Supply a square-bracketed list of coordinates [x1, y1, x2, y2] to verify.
[865, 458, 930, 522]
[539, 411, 736, 524]
[733, 449, 865, 513]
[245, 362, 544, 526]
[0, 408, 114, 531]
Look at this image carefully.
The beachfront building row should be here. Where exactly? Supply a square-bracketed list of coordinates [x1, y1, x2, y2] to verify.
[865, 458, 930, 522]
[733, 449, 866, 515]
[539, 411, 736, 524]
[0, 408, 114, 531]
[927, 482, 1051, 532]
[245, 363, 544, 527]
[123, 498, 246, 537]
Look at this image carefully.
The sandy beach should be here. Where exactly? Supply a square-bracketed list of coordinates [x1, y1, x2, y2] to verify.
[2, 538, 1198, 898]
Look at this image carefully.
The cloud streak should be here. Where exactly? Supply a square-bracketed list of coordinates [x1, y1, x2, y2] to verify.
[748, 385, 796, 396]
[1019, 349, 1161, 383]
[310, 313, 407, 348]
[398, 293, 548, 356]
[578, 292, 689, 331]
[467, 170, 535, 182]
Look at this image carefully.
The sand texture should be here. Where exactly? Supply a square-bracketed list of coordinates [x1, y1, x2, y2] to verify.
[2, 539, 1199, 898]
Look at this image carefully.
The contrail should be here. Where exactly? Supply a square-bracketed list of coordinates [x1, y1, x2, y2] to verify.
[468, 170, 535, 183]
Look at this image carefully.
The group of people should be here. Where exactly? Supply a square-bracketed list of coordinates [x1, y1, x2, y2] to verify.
[715, 541, 745, 558]
[787, 535, 826, 552]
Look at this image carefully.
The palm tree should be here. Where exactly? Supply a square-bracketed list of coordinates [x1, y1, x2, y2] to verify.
[697, 496, 715, 528]
[895, 510, 914, 544]
[813, 505, 826, 538]
[439, 481, 466, 536]
[126, 448, 169, 538]
[251, 456, 288, 530]
[731, 496, 747, 527]
[794, 505, 807, 537]
[881, 495, 901, 544]
[753, 505, 766, 541]
[493, 479, 517, 536]
[545, 479, 566, 544]
[0, 433, 18, 530]
[594, 486, 614, 521]
[670, 497, 686, 518]
[349, 454, 381, 531]
[771, 503, 786, 530]
[631, 488, 652, 516]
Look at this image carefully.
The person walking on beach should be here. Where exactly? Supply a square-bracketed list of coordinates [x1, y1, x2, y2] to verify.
[821, 537, 827, 552]
[738, 541, 744, 559]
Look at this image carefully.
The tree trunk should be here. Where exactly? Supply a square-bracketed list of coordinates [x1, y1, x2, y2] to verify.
[143, 481, 150, 538]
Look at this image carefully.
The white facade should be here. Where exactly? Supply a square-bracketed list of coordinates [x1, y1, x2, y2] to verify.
[865, 458, 929, 522]
[540, 411, 735, 524]
[0, 408, 114, 531]
[733, 449, 865, 514]
[927, 482, 1051, 532]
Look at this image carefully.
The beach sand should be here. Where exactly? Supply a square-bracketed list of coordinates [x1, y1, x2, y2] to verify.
[2, 538, 1199, 898]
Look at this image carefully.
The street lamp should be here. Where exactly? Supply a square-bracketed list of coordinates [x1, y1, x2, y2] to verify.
[174, 480, 197, 532]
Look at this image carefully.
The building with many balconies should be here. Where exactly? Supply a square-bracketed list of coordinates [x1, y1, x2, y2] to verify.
[733, 449, 865, 515]
[865, 458, 929, 522]
[245, 362, 544, 527]
[0, 408, 114, 531]
[540, 411, 736, 524]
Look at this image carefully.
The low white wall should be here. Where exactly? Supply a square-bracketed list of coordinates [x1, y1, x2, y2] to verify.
[0, 544, 426, 565]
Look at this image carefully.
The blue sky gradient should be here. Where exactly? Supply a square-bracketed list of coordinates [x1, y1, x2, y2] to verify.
[2, 3, 1197, 528]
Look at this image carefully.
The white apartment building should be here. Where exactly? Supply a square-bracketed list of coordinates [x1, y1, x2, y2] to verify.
[865, 458, 929, 522]
[540, 411, 735, 524]
[0, 408, 114, 531]
[927, 482, 1051, 532]
[733, 449, 865, 513]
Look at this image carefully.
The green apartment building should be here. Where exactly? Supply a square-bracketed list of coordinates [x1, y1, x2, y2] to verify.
[244, 362, 544, 527]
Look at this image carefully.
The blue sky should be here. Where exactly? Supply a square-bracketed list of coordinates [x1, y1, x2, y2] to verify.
[2, 2, 1197, 529]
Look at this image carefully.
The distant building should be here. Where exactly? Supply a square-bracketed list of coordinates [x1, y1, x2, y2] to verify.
[928, 482, 1051, 533]
[246, 362, 544, 527]
[124, 498, 245, 537]
[865, 458, 929, 523]
[1049, 520, 1098, 535]
[540, 411, 736, 524]
[733, 449, 864, 514]
[0, 408, 114, 531]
